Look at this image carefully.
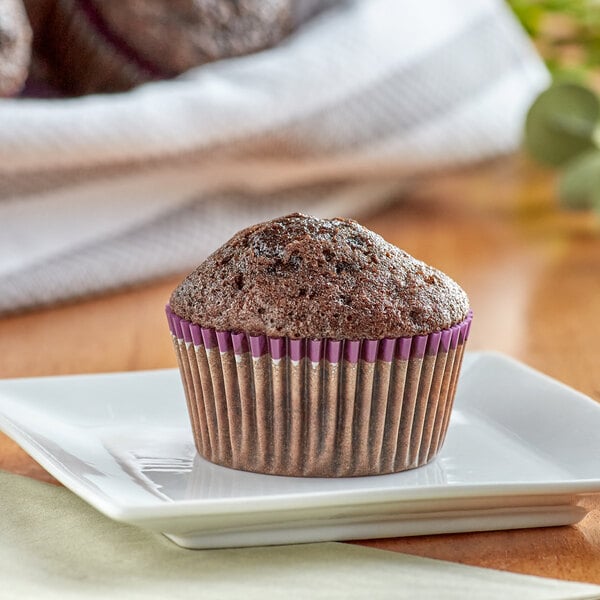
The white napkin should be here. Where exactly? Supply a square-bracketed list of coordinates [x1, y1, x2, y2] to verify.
[0, 0, 548, 313]
[1, 471, 599, 600]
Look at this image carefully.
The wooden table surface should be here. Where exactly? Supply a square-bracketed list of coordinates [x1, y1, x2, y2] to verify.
[1, 155, 599, 583]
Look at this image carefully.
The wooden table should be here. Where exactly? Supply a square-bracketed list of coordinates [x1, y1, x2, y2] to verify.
[1, 155, 599, 583]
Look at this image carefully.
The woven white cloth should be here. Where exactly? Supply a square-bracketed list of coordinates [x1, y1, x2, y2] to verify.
[0, 0, 548, 313]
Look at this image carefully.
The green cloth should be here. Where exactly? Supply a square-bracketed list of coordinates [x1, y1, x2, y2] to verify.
[0, 471, 599, 600]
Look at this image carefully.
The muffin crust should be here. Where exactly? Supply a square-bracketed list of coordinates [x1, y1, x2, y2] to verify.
[170, 213, 470, 339]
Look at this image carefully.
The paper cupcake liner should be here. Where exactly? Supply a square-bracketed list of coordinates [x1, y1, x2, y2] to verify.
[166, 306, 472, 477]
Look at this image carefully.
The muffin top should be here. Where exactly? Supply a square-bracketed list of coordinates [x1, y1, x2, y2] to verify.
[170, 213, 470, 339]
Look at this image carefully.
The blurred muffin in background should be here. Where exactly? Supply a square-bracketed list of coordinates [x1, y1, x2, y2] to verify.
[23, 0, 339, 96]
[0, 0, 31, 96]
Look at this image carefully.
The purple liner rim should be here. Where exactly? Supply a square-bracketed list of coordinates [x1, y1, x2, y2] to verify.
[308, 339, 324, 363]
[181, 320, 192, 344]
[232, 332, 249, 355]
[165, 305, 175, 335]
[216, 331, 233, 353]
[201, 327, 218, 350]
[289, 339, 305, 362]
[345, 340, 360, 363]
[269, 337, 286, 360]
[166, 307, 472, 364]
[379, 338, 396, 362]
[190, 323, 202, 347]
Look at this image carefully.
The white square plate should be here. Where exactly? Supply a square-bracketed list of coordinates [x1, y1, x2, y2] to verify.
[1, 352, 599, 549]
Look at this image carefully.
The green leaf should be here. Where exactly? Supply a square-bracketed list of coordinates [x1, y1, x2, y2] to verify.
[525, 82, 600, 166]
[558, 149, 600, 209]
[591, 190, 600, 217]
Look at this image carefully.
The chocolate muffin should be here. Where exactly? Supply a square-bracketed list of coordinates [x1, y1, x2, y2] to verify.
[167, 214, 472, 477]
[0, 0, 32, 97]
[32, 0, 339, 95]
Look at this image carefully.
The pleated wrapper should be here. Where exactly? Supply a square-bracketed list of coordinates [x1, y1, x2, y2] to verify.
[166, 306, 472, 477]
